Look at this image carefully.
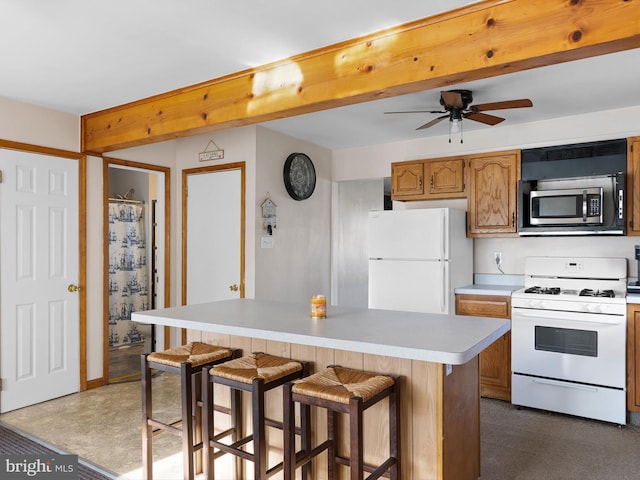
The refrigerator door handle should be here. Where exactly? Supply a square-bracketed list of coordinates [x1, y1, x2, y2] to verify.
[441, 210, 446, 260]
[440, 260, 446, 313]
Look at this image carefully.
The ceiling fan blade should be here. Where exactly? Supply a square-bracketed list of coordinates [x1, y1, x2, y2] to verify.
[384, 110, 444, 114]
[471, 98, 533, 112]
[464, 112, 505, 126]
[416, 115, 448, 130]
[440, 91, 464, 108]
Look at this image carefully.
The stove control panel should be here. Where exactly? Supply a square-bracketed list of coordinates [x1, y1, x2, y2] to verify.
[563, 260, 584, 273]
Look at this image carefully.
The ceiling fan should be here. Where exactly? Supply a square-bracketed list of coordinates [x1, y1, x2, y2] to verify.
[385, 89, 533, 141]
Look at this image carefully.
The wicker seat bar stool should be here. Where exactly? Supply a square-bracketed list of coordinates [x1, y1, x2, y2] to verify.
[202, 352, 311, 480]
[283, 365, 400, 480]
[141, 342, 241, 480]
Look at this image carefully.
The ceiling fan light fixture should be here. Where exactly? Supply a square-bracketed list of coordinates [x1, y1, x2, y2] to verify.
[449, 117, 463, 144]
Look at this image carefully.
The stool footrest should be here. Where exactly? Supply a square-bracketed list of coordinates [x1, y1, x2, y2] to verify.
[212, 427, 235, 442]
[335, 454, 396, 479]
[211, 437, 254, 462]
[148, 418, 182, 437]
[294, 439, 332, 470]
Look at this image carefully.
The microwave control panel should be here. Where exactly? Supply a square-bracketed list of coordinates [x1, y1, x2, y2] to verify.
[588, 195, 601, 216]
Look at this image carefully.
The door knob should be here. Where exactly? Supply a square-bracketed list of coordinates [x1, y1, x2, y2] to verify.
[67, 284, 80, 292]
[229, 284, 239, 292]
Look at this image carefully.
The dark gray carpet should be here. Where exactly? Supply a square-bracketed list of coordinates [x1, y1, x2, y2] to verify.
[480, 398, 640, 480]
[0, 422, 117, 480]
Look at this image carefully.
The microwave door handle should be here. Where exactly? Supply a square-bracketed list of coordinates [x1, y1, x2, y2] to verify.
[582, 190, 587, 221]
[619, 189, 624, 220]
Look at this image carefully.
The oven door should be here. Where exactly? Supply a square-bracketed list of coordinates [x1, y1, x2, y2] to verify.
[511, 307, 626, 388]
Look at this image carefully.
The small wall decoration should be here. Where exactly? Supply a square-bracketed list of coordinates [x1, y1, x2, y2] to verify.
[198, 139, 224, 162]
[261, 194, 277, 235]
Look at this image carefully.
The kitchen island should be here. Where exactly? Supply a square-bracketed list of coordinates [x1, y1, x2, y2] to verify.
[133, 299, 510, 480]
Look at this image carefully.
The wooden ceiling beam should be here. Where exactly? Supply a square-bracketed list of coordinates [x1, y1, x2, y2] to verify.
[81, 0, 640, 153]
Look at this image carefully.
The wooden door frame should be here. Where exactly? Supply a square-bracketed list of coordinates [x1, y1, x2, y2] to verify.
[102, 157, 171, 382]
[0, 139, 87, 389]
[181, 162, 246, 342]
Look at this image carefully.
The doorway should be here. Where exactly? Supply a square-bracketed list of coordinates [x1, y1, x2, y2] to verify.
[182, 163, 245, 311]
[103, 158, 170, 383]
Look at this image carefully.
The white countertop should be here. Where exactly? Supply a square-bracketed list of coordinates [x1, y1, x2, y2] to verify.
[132, 299, 510, 365]
[628, 294, 640, 304]
[454, 284, 523, 296]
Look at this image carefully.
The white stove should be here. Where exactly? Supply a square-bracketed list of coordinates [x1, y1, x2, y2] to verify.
[512, 256, 627, 313]
[511, 256, 627, 424]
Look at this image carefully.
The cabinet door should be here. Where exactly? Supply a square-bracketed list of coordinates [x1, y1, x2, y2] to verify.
[467, 151, 520, 237]
[428, 158, 466, 198]
[456, 294, 511, 401]
[627, 304, 640, 411]
[391, 161, 424, 199]
[627, 138, 640, 235]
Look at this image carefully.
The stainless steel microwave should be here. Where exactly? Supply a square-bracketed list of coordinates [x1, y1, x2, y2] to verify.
[529, 187, 603, 226]
[518, 172, 625, 236]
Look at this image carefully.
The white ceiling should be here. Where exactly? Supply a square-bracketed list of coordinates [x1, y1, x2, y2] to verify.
[2, 0, 639, 150]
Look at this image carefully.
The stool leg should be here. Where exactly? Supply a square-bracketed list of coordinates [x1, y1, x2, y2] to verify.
[349, 397, 364, 480]
[192, 370, 203, 475]
[327, 409, 337, 480]
[231, 382, 242, 480]
[181, 362, 195, 480]
[300, 400, 311, 480]
[141, 355, 153, 480]
[283, 383, 295, 480]
[202, 368, 214, 480]
[252, 378, 266, 480]
[390, 383, 400, 480]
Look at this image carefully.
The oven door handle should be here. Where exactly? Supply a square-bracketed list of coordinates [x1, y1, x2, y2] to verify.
[513, 309, 623, 325]
[533, 378, 599, 393]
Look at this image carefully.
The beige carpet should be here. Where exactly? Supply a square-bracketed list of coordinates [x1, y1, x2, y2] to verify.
[480, 398, 640, 480]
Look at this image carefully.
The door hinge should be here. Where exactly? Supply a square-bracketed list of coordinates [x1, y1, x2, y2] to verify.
[0, 378, 3, 390]
[0, 169, 3, 183]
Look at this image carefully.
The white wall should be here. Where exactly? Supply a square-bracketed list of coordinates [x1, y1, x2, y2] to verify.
[255, 126, 332, 303]
[332, 105, 640, 277]
[0, 95, 79, 151]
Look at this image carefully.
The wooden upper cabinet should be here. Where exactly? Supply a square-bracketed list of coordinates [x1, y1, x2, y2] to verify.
[391, 161, 424, 199]
[467, 150, 520, 237]
[427, 158, 466, 198]
[391, 157, 465, 201]
[627, 137, 640, 235]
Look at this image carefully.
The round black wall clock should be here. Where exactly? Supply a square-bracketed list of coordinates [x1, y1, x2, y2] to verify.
[283, 152, 316, 200]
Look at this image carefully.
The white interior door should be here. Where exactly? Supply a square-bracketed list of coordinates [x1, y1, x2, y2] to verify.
[0, 149, 79, 413]
[186, 167, 242, 304]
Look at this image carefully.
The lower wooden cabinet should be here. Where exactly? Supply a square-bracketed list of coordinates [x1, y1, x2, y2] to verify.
[456, 293, 511, 401]
[627, 304, 640, 411]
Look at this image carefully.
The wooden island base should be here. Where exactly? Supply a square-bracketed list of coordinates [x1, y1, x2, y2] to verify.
[187, 330, 480, 480]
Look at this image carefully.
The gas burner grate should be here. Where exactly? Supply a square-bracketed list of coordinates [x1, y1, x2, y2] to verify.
[524, 286, 561, 295]
[579, 289, 615, 298]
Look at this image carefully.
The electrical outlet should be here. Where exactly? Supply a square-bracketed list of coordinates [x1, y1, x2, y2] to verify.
[494, 251, 502, 267]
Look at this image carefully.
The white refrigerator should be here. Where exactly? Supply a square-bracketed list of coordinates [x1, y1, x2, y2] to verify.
[368, 208, 473, 314]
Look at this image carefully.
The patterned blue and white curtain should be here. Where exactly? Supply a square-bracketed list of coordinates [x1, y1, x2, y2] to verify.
[108, 201, 149, 348]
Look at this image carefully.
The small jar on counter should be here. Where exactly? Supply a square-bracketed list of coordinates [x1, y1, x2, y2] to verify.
[310, 295, 326, 318]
